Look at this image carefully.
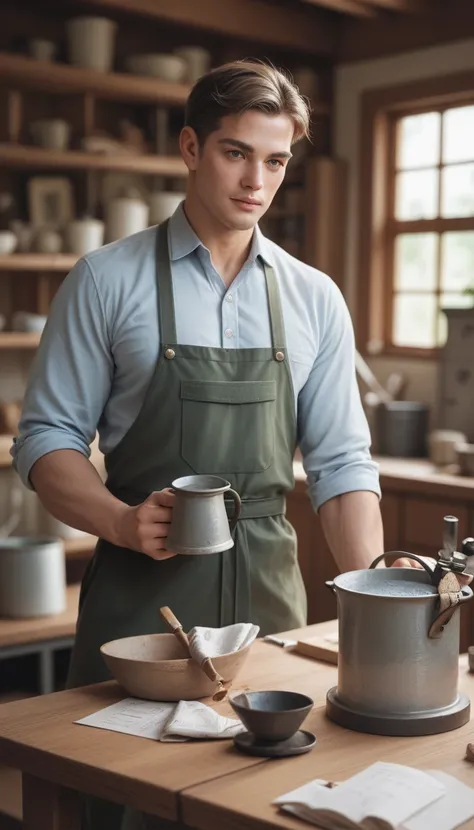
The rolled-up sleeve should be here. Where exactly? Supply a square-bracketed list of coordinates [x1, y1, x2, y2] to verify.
[298, 279, 380, 512]
[11, 257, 113, 489]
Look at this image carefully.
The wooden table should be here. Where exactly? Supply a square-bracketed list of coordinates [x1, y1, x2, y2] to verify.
[0, 619, 472, 829]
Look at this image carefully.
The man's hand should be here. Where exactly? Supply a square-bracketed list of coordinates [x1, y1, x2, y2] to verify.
[117, 488, 176, 560]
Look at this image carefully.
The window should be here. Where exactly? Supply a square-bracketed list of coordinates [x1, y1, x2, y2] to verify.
[390, 105, 474, 350]
[358, 74, 474, 358]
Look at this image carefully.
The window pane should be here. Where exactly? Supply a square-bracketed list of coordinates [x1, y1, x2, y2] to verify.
[397, 112, 440, 169]
[393, 294, 437, 347]
[441, 163, 474, 217]
[440, 232, 474, 292]
[395, 169, 438, 220]
[443, 105, 474, 164]
[394, 233, 437, 291]
[437, 293, 474, 346]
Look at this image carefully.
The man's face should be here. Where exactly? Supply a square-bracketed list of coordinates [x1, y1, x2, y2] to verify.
[184, 110, 294, 231]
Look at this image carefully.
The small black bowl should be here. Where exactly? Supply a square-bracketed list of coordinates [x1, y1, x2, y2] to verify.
[230, 690, 314, 742]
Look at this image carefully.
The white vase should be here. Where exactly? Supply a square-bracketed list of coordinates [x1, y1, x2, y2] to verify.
[66, 17, 117, 73]
[149, 192, 185, 225]
[106, 197, 149, 242]
[67, 219, 104, 255]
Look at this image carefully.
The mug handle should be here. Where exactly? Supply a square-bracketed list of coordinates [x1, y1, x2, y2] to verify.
[228, 489, 242, 533]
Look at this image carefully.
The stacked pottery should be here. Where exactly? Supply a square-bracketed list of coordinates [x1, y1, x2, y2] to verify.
[66, 16, 117, 72]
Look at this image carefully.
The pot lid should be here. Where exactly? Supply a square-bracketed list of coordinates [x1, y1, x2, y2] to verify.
[334, 568, 438, 599]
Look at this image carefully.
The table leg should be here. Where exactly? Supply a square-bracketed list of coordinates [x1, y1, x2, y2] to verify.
[22, 772, 82, 830]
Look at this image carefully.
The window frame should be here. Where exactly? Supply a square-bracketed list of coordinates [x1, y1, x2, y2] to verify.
[357, 71, 474, 359]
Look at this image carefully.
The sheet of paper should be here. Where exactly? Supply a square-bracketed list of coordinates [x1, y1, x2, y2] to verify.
[75, 698, 182, 741]
[275, 762, 445, 828]
[402, 771, 474, 830]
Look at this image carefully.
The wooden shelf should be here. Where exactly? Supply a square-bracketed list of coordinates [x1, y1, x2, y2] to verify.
[0, 254, 78, 272]
[0, 51, 190, 107]
[0, 144, 187, 177]
[63, 536, 97, 558]
[0, 332, 40, 349]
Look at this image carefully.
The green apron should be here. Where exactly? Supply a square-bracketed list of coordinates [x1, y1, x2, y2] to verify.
[67, 220, 307, 828]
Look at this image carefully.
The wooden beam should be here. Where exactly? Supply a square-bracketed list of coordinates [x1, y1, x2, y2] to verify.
[68, 0, 337, 55]
[359, 0, 427, 10]
[302, 0, 376, 17]
[337, 0, 474, 61]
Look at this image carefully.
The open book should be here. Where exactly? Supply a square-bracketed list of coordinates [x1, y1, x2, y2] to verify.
[274, 762, 474, 830]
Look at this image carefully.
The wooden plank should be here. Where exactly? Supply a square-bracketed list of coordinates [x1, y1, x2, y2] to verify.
[294, 631, 338, 663]
[0, 52, 190, 106]
[181, 655, 474, 830]
[0, 333, 40, 349]
[0, 255, 78, 272]
[301, 0, 375, 17]
[360, 0, 427, 9]
[67, 0, 336, 54]
[0, 585, 79, 649]
[0, 144, 187, 177]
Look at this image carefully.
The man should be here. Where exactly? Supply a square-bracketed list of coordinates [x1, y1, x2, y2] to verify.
[13, 59, 383, 828]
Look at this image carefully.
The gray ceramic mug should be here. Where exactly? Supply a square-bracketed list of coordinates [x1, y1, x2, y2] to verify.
[167, 474, 241, 555]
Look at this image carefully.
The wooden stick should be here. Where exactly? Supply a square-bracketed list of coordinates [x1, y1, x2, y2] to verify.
[159, 606, 228, 700]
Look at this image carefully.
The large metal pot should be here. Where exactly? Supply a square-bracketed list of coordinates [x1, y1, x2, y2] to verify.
[0, 536, 66, 617]
[325, 553, 473, 735]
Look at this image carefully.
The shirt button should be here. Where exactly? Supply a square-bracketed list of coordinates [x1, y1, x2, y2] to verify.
[225, 329, 234, 338]
[226, 294, 233, 303]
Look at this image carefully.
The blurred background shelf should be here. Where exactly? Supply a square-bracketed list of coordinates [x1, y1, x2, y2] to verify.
[0, 254, 78, 271]
[0, 51, 191, 106]
[0, 333, 40, 349]
[0, 144, 187, 176]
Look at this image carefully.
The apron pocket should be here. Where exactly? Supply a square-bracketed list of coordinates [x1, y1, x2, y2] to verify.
[181, 379, 276, 474]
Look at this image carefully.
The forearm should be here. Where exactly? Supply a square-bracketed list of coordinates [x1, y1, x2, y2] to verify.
[29, 449, 127, 546]
[319, 491, 384, 572]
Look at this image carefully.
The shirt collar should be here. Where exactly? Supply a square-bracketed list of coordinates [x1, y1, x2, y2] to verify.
[168, 201, 275, 267]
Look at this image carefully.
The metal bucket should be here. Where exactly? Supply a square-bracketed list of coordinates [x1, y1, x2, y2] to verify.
[0, 536, 66, 617]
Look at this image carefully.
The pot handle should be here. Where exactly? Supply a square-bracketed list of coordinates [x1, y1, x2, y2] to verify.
[429, 585, 473, 639]
[227, 489, 242, 533]
[325, 580, 336, 594]
[369, 551, 435, 580]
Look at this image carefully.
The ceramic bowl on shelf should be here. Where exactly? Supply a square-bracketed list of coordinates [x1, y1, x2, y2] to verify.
[126, 53, 187, 82]
[100, 632, 252, 701]
[0, 230, 17, 255]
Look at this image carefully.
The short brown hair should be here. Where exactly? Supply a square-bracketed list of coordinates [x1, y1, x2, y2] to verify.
[184, 59, 311, 146]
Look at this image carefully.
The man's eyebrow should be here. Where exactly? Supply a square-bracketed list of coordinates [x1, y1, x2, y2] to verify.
[217, 138, 292, 159]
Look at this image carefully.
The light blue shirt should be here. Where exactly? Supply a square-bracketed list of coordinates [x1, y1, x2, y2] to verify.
[12, 204, 380, 511]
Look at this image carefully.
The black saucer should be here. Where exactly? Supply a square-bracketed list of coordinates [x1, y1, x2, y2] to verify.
[233, 730, 316, 758]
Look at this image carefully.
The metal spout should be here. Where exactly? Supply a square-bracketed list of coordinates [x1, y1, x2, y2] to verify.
[441, 515, 458, 562]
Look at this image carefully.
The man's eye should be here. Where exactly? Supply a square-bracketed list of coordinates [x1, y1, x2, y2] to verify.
[267, 159, 283, 169]
[227, 150, 244, 159]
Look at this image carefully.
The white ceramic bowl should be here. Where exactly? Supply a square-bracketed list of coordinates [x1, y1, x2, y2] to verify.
[0, 231, 17, 255]
[100, 632, 252, 701]
[126, 53, 187, 82]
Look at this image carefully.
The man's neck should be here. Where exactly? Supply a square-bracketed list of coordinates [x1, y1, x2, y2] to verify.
[183, 197, 254, 287]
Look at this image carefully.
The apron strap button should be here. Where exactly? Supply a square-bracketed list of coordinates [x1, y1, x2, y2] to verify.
[164, 348, 176, 359]
[275, 350, 285, 362]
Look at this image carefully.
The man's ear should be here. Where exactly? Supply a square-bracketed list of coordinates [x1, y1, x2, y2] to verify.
[179, 126, 200, 172]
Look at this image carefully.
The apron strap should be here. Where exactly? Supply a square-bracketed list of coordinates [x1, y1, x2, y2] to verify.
[264, 262, 286, 353]
[156, 221, 177, 345]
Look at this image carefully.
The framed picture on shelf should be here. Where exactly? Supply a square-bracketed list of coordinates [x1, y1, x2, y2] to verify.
[28, 176, 74, 229]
